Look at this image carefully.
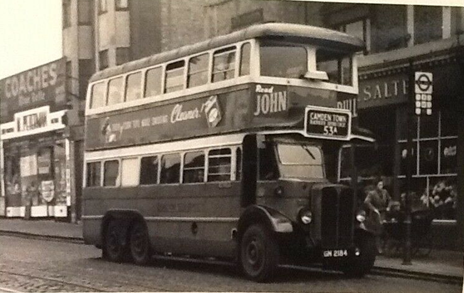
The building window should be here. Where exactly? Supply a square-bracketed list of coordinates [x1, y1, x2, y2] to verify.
[115, 0, 129, 10]
[212, 47, 236, 82]
[116, 47, 130, 65]
[63, 0, 72, 28]
[79, 59, 94, 98]
[145, 67, 162, 97]
[98, 0, 107, 14]
[208, 148, 232, 182]
[183, 151, 205, 183]
[140, 156, 159, 185]
[125, 72, 142, 102]
[160, 154, 181, 184]
[103, 160, 119, 187]
[90, 82, 106, 109]
[107, 77, 124, 106]
[87, 162, 101, 187]
[187, 54, 209, 88]
[78, 0, 92, 25]
[165, 61, 185, 93]
[99, 50, 109, 70]
[239, 43, 251, 76]
[339, 19, 370, 54]
[414, 6, 442, 45]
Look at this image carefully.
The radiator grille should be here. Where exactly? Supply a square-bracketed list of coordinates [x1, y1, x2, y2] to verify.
[321, 187, 354, 248]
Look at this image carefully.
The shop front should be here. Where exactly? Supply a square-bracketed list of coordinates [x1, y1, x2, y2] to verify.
[340, 44, 463, 237]
[0, 58, 76, 220]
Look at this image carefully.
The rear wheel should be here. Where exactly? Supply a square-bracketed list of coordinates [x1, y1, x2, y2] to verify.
[343, 234, 377, 278]
[129, 221, 152, 265]
[240, 224, 279, 282]
[103, 220, 128, 262]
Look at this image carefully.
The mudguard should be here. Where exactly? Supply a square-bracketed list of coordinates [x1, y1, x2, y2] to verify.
[355, 209, 382, 236]
[238, 205, 293, 236]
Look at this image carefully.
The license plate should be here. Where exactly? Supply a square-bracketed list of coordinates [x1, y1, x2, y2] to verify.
[323, 249, 348, 258]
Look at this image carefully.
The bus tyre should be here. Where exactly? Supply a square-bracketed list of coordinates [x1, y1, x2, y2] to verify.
[129, 221, 152, 265]
[103, 220, 129, 263]
[240, 224, 279, 282]
[343, 234, 376, 278]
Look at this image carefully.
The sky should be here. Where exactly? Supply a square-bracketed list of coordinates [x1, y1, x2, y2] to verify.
[0, 0, 62, 80]
[0, 0, 463, 80]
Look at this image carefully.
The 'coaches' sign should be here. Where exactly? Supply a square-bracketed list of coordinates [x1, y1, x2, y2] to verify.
[305, 106, 351, 139]
[0, 58, 66, 123]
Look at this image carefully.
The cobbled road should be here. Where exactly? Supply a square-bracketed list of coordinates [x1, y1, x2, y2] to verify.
[0, 235, 461, 292]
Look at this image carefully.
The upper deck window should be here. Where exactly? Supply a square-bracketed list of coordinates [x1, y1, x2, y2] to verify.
[260, 42, 307, 78]
[145, 67, 162, 98]
[90, 82, 106, 109]
[212, 47, 236, 82]
[239, 43, 251, 76]
[165, 61, 185, 93]
[107, 77, 124, 106]
[125, 72, 142, 102]
[187, 54, 209, 88]
[316, 49, 352, 86]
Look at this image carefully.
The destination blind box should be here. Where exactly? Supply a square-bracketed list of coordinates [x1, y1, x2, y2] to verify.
[304, 106, 351, 139]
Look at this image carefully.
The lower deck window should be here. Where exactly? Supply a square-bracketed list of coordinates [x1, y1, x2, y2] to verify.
[104, 160, 119, 186]
[140, 156, 159, 185]
[87, 162, 101, 187]
[208, 148, 232, 182]
[183, 151, 205, 183]
[160, 154, 180, 184]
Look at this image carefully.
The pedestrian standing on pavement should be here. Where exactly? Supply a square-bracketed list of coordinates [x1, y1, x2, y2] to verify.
[364, 177, 391, 254]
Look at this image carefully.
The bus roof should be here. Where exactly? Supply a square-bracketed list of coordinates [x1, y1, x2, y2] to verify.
[90, 23, 364, 83]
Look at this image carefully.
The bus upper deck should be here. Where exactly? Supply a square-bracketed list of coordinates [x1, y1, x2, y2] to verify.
[85, 23, 364, 151]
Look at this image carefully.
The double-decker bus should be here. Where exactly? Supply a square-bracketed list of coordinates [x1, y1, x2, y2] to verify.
[82, 23, 376, 282]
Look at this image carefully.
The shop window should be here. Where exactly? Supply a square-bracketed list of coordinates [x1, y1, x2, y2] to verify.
[121, 158, 139, 187]
[145, 67, 162, 97]
[103, 160, 119, 187]
[140, 156, 159, 185]
[78, 0, 92, 25]
[116, 48, 130, 66]
[183, 151, 205, 183]
[440, 139, 457, 174]
[187, 54, 209, 88]
[160, 154, 180, 184]
[125, 72, 142, 102]
[236, 148, 242, 181]
[421, 177, 457, 220]
[399, 142, 417, 176]
[398, 114, 418, 140]
[419, 140, 438, 175]
[441, 112, 458, 137]
[212, 47, 236, 82]
[165, 61, 185, 93]
[63, 0, 71, 28]
[90, 82, 106, 109]
[414, 6, 442, 45]
[419, 115, 438, 139]
[107, 77, 124, 106]
[87, 162, 101, 187]
[208, 148, 232, 182]
[261, 43, 306, 79]
[239, 43, 251, 76]
[99, 50, 109, 70]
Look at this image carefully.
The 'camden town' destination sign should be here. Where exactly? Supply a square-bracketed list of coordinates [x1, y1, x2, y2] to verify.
[86, 84, 355, 150]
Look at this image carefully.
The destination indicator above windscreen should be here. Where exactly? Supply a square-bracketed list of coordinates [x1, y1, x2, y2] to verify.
[305, 107, 351, 139]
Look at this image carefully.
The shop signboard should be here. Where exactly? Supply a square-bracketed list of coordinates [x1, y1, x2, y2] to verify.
[358, 74, 409, 109]
[0, 58, 66, 123]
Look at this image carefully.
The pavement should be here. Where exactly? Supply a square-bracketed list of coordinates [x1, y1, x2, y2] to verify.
[0, 218, 463, 284]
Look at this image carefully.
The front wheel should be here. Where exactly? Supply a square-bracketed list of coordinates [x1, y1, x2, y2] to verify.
[240, 224, 279, 282]
[342, 234, 377, 278]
